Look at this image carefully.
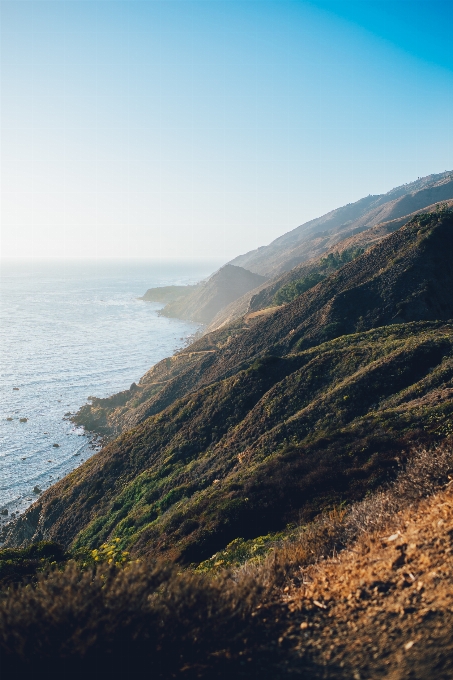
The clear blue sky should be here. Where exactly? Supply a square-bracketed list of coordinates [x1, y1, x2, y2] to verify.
[2, 0, 453, 260]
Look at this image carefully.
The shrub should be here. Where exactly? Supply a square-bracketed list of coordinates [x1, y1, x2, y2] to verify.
[273, 273, 325, 305]
[0, 559, 272, 680]
[1, 445, 451, 680]
[0, 541, 67, 587]
[272, 247, 365, 306]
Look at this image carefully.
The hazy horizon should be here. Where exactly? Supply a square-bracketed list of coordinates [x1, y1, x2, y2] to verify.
[2, 0, 453, 261]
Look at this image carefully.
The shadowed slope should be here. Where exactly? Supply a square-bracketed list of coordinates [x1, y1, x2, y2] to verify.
[6, 322, 453, 563]
[5, 212, 453, 565]
[159, 264, 267, 324]
[73, 211, 453, 438]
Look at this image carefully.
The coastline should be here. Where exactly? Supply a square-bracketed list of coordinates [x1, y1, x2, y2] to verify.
[0, 260, 211, 528]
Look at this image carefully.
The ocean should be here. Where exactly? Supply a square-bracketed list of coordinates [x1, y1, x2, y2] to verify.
[0, 258, 221, 525]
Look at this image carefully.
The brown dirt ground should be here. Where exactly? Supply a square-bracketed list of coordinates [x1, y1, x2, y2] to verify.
[280, 483, 453, 678]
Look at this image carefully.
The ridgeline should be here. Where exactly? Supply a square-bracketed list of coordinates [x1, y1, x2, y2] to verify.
[3, 178, 453, 679]
[5, 210, 453, 565]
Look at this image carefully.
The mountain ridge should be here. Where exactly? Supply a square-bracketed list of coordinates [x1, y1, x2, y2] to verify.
[157, 264, 267, 325]
[60, 208, 453, 441]
[4, 210, 453, 566]
[229, 171, 453, 276]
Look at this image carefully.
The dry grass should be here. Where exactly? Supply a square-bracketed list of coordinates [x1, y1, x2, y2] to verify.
[282, 478, 453, 679]
[0, 559, 276, 680]
[248, 444, 453, 590]
[1, 444, 453, 680]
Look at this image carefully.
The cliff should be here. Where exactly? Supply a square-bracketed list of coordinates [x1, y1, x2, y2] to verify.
[140, 285, 197, 304]
[158, 264, 267, 324]
[5, 211, 453, 567]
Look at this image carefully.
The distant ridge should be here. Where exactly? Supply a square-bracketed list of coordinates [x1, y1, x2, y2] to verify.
[159, 264, 267, 325]
[230, 170, 453, 276]
[208, 196, 453, 332]
[140, 285, 196, 304]
[135, 171, 453, 333]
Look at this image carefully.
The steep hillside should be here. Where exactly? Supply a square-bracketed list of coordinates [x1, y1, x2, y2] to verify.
[230, 171, 453, 276]
[283, 478, 453, 678]
[72, 210, 453, 439]
[246, 200, 453, 315]
[159, 264, 266, 324]
[5, 212, 453, 564]
[2, 449, 453, 680]
[206, 197, 453, 333]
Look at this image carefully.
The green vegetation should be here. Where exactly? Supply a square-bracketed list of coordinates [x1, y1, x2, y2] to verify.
[196, 527, 297, 573]
[1, 446, 452, 679]
[7, 212, 453, 571]
[22, 321, 453, 569]
[3, 210, 453, 677]
[0, 541, 67, 587]
[272, 247, 364, 305]
[272, 272, 326, 305]
[319, 245, 365, 270]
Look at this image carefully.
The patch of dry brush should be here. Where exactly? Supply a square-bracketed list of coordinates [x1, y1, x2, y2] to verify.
[283, 474, 453, 678]
[1, 445, 453, 680]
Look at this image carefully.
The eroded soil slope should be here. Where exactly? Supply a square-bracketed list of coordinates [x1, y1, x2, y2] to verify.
[283, 481, 453, 678]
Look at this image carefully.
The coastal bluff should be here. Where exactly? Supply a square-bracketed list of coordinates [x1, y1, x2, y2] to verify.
[140, 285, 197, 304]
[151, 264, 267, 325]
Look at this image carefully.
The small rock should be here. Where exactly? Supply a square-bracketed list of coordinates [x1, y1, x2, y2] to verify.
[33, 486, 42, 494]
[52, 443, 60, 448]
[300, 622, 308, 629]
[313, 600, 327, 609]
[0, 509, 8, 516]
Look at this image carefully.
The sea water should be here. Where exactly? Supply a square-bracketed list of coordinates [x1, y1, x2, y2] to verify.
[0, 258, 220, 525]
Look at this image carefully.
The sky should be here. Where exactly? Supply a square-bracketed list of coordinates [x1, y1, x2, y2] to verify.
[1, 0, 453, 261]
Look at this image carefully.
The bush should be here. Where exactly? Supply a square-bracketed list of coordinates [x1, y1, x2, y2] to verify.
[1, 445, 451, 680]
[0, 558, 274, 680]
[273, 273, 325, 305]
[0, 541, 67, 587]
[272, 247, 365, 306]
